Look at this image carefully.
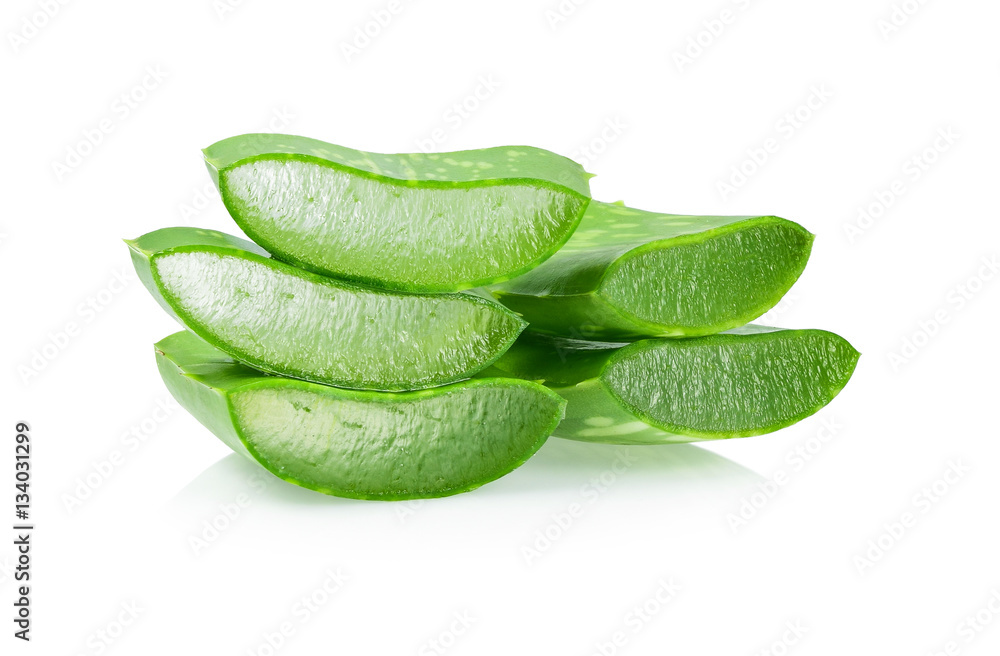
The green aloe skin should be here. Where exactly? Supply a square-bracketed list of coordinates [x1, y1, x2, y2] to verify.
[127, 227, 526, 392]
[481, 326, 860, 445]
[155, 331, 565, 500]
[488, 201, 814, 340]
[203, 134, 592, 293]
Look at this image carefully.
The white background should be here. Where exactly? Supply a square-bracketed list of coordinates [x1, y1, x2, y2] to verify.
[3, 0, 999, 653]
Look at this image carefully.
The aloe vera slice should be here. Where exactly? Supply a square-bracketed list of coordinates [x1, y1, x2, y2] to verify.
[127, 227, 526, 392]
[155, 331, 564, 500]
[482, 326, 859, 444]
[488, 201, 814, 339]
[203, 134, 592, 292]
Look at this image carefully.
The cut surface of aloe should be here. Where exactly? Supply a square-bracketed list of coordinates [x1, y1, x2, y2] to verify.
[155, 331, 564, 500]
[203, 134, 592, 292]
[482, 326, 859, 444]
[488, 201, 814, 339]
[127, 227, 526, 391]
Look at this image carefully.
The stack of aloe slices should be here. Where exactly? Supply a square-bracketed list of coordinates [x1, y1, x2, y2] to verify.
[128, 133, 859, 500]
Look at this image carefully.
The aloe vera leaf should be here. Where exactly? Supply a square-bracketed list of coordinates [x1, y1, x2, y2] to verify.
[127, 227, 526, 392]
[203, 134, 592, 293]
[481, 327, 859, 444]
[487, 201, 814, 340]
[155, 331, 565, 500]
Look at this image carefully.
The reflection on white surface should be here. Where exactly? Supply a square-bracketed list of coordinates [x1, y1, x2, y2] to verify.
[171, 437, 764, 508]
[164, 436, 766, 570]
[521, 438, 764, 489]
